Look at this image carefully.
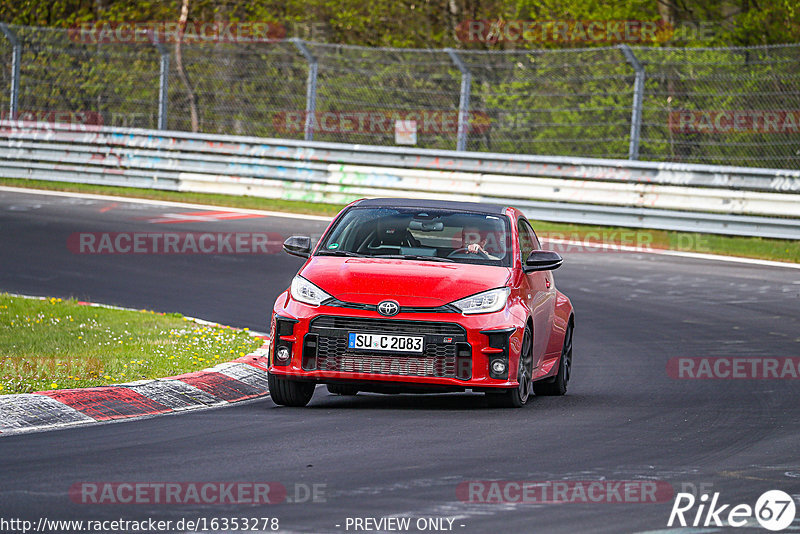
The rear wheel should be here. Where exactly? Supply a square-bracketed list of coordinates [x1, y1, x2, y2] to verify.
[327, 384, 359, 396]
[533, 320, 573, 396]
[486, 325, 533, 408]
[268, 373, 315, 407]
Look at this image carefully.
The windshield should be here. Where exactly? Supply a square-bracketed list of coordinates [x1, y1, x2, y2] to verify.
[317, 206, 512, 267]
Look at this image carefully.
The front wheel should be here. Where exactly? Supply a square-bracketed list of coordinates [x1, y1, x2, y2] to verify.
[533, 320, 573, 396]
[268, 373, 315, 407]
[486, 325, 533, 408]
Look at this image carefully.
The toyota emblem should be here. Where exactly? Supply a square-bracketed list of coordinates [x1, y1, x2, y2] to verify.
[377, 300, 400, 316]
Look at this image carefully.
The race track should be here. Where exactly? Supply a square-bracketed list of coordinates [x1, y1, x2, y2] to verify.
[1, 188, 799, 534]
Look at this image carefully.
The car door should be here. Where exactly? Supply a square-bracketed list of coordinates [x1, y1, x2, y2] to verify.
[518, 218, 556, 368]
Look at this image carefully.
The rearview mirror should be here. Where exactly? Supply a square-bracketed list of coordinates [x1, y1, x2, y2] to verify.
[283, 236, 312, 258]
[524, 250, 563, 272]
[409, 220, 444, 232]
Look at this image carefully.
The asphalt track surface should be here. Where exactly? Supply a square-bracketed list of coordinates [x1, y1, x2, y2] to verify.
[1, 188, 799, 534]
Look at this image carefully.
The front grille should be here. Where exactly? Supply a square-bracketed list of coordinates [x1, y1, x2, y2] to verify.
[308, 316, 470, 379]
[322, 298, 458, 314]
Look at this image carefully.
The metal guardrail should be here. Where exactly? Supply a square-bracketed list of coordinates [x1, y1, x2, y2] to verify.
[1, 121, 799, 240]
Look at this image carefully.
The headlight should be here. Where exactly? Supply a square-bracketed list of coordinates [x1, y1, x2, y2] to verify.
[451, 287, 510, 315]
[290, 275, 332, 306]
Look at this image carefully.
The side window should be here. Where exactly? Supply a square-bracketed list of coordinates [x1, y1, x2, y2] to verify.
[517, 219, 537, 264]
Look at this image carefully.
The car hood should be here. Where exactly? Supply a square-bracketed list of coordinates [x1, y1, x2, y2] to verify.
[300, 257, 511, 307]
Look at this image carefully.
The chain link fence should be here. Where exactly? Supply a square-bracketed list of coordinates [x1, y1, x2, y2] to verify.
[1, 24, 799, 169]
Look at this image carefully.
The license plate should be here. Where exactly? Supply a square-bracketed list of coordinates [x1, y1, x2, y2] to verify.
[348, 332, 424, 353]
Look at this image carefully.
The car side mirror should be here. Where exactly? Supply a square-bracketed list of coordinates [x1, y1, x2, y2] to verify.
[283, 236, 312, 258]
[524, 250, 563, 272]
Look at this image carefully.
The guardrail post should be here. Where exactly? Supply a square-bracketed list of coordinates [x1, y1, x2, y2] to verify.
[0, 23, 21, 119]
[152, 34, 170, 130]
[292, 38, 318, 142]
[619, 44, 645, 160]
[445, 48, 471, 151]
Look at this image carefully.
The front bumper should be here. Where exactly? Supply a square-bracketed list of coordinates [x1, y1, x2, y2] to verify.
[268, 294, 523, 390]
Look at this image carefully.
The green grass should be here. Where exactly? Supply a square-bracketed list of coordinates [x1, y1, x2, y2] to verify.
[2, 177, 798, 264]
[0, 294, 263, 395]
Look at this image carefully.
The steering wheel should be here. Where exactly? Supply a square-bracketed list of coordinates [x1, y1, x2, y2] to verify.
[448, 247, 490, 259]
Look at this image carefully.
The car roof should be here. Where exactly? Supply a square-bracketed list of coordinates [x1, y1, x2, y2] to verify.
[353, 197, 509, 215]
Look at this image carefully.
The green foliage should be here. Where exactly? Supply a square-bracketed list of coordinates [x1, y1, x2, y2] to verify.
[2, 0, 799, 47]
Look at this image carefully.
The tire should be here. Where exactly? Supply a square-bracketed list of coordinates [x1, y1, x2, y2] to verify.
[533, 320, 573, 396]
[486, 325, 533, 408]
[327, 384, 359, 396]
[268, 373, 315, 407]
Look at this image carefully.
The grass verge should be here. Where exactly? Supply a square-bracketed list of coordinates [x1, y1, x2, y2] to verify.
[0, 294, 263, 395]
[1, 177, 798, 264]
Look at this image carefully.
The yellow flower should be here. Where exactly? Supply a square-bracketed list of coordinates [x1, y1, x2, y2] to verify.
[50, 382, 58, 388]
[103, 375, 111, 379]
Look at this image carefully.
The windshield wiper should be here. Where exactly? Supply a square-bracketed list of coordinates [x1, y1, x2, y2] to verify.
[372, 254, 454, 263]
[316, 250, 366, 257]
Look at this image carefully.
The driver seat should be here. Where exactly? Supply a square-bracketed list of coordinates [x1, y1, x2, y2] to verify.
[370, 217, 412, 254]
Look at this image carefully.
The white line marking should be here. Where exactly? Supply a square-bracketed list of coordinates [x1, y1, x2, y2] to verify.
[0, 185, 332, 221]
[541, 237, 800, 270]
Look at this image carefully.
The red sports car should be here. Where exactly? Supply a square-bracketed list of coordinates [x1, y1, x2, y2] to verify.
[267, 198, 574, 408]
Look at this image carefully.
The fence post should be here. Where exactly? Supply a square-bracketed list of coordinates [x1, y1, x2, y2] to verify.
[292, 38, 318, 142]
[0, 23, 21, 119]
[619, 44, 645, 160]
[445, 48, 471, 151]
[152, 34, 169, 130]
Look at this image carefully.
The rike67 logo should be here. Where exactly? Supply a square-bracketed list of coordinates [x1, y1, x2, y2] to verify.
[668, 490, 797, 531]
